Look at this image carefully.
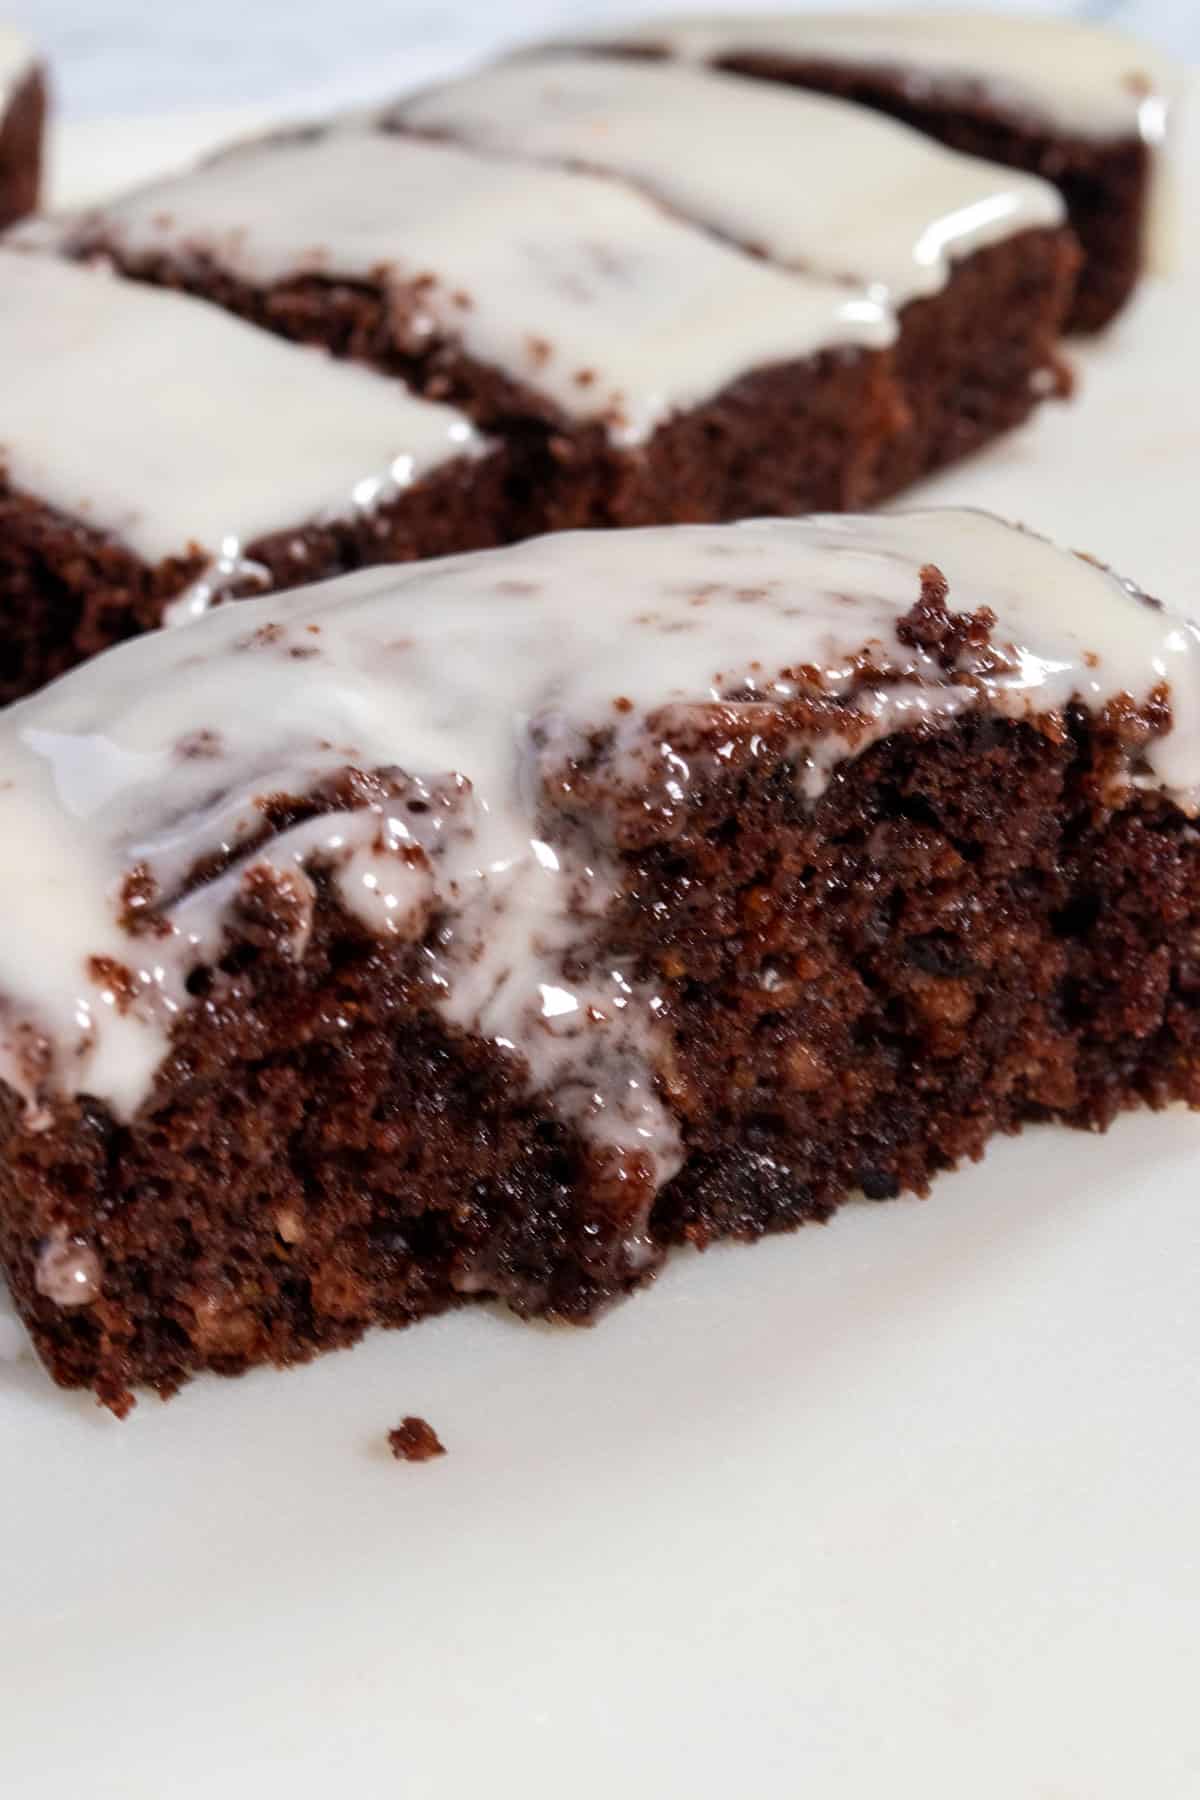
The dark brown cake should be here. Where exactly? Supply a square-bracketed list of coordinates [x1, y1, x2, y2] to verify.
[1, 512, 1197, 1414]
[0, 58, 44, 228]
[388, 1418, 446, 1462]
[871, 228, 1074, 498]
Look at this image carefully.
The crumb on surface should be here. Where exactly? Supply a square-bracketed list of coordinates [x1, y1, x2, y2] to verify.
[388, 1416, 446, 1463]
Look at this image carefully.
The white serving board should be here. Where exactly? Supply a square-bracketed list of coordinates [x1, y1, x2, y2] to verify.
[3, 103, 1199, 1800]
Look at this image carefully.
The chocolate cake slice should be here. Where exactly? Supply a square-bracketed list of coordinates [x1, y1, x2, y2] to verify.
[579, 10, 1177, 333]
[41, 127, 899, 528]
[398, 53, 1077, 496]
[0, 250, 510, 704]
[2, 510, 1199, 1414]
[0, 25, 44, 227]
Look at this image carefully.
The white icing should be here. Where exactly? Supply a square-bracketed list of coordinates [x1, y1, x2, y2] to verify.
[35, 1229, 102, 1307]
[0, 24, 33, 114]
[401, 54, 1063, 308]
[0, 251, 485, 596]
[61, 129, 894, 447]
[594, 11, 1179, 144]
[0, 511, 1196, 1207]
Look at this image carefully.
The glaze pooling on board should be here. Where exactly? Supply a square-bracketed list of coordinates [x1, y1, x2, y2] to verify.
[0, 512, 1198, 1211]
[0, 251, 485, 600]
[595, 11, 1177, 144]
[54, 129, 893, 446]
[400, 55, 1064, 308]
[0, 24, 33, 111]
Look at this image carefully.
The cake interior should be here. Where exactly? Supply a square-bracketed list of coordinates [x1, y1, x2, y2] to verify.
[3, 644, 1194, 1413]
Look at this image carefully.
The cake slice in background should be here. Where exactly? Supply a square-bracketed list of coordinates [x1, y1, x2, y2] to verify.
[0, 23, 44, 227]
[397, 52, 1078, 495]
[0, 250, 510, 704]
[38, 127, 902, 531]
[570, 9, 1178, 333]
[2, 510, 1198, 1413]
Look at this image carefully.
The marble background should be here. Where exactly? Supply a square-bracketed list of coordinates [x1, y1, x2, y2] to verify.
[10, 0, 1198, 119]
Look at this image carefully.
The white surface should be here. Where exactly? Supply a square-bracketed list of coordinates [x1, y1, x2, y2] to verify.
[5, 98, 1200, 1800]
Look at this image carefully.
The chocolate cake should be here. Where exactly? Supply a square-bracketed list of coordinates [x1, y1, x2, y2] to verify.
[2, 510, 1199, 1414]
[0, 26, 43, 228]
[578, 10, 1177, 333]
[43, 128, 899, 534]
[0, 250, 513, 704]
[388, 1418, 446, 1462]
[398, 53, 1078, 495]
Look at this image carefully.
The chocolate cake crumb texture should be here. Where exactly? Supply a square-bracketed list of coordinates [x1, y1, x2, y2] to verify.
[388, 1417, 446, 1462]
[1, 510, 1199, 1412]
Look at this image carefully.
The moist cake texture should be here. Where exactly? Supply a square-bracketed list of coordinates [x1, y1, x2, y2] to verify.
[579, 9, 1177, 332]
[1, 510, 1199, 1412]
[0, 251, 507, 703]
[399, 52, 1076, 494]
[45, 127, 897, 531]
[0, 25, 43, 226]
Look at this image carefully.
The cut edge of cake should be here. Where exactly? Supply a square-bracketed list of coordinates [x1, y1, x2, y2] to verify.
[1, 510, 1198, 1411]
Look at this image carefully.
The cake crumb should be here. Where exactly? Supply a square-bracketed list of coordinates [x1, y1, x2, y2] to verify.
[388, 1416, 446, 1463]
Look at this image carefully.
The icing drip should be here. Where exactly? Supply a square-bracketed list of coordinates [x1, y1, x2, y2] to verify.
[165, 543, 273, 628]
[35, 1230, 102, 1308]
[0, 251, 486, 589]
[400, 54, 1064, 307]
[0, 511, 1197, 1202]
[589, 11, 1179, 144]
[50, 129, 894, 446]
